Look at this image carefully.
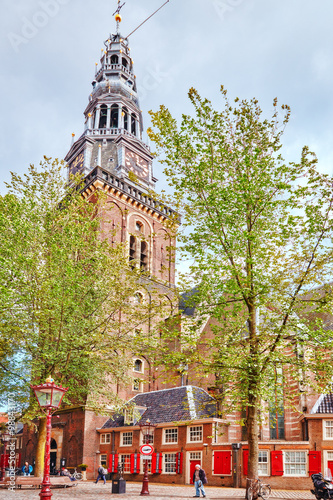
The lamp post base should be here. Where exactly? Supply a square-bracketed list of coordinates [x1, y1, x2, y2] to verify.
[140, 459, 150, 496]
[39, 484, 52, 500]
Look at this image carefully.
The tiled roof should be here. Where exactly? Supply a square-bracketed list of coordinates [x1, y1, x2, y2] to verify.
[313, 393, 333, 414]
[102, 386, 217, 429]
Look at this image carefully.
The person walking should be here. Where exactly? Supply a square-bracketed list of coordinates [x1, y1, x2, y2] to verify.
[192, 464, 207, 498]
[21, 461, 33, 476]
[95, 465, 107, 484]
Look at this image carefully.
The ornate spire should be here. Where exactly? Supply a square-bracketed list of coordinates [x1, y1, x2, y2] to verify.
[113, 0, 126, 34]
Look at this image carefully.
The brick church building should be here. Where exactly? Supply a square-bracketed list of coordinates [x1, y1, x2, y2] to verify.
[14, 9, 333, 490]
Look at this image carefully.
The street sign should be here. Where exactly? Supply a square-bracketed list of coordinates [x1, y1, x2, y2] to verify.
[140, 444, 154, 455]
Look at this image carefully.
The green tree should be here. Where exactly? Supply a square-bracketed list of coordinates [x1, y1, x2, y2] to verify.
[0, 158, 166, 475]
[148, 87, 333, 482]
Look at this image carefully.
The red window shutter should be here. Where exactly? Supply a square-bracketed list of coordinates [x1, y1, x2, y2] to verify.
[271, 450, 283, 476]
[176, 452, 183, 474]
[309, 451, 321, 476]
[152, 453, 162, 474]
[213, 451, 231, 475]
[243, 449, 249, 477]
[108, 453, 118, 473]
[130, 453, 140, 474]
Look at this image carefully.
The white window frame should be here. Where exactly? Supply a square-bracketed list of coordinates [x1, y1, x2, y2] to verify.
[120, 431, 133, 447]
[100, 454, 107, 466]
[187, 425, 203, 443]
[163, 428, 178, 445]
[258, 450, 269, 476]
[133, 378, 143, 392]
[140, 431, 154, 446]
[163, 453, 177, 474]
[133, 358, 144, 373]
[283, 450, 307, 476]
[100, 433, 111, 444]
[323, 420, 333, 440]
[119, 454, 131, 474]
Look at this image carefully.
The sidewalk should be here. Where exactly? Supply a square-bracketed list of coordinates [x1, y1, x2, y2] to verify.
[0, 481, 314, 499]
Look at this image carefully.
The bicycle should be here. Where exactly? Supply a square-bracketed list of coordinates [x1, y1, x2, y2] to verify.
[247, 478, 271, 500]
[71, 468, 83, 481]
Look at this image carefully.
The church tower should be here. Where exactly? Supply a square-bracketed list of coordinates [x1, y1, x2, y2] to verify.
[64, 6, 177, 380]
[65, 12, 155, 191]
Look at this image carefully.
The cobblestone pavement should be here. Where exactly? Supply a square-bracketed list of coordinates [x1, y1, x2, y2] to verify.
[0, 481, 314, 499]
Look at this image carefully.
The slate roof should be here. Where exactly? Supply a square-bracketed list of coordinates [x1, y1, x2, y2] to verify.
[102, 386, 217, 429]
[312, 393, 333, 414]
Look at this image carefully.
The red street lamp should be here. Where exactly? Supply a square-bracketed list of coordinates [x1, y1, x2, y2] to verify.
[31, 378, 68, 500]
[1, 432, 11, 481]
[139, 419, 156, 496]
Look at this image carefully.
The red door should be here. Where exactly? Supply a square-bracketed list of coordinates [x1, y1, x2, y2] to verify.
[328, 461, 333, 476]
[190, 460, 201, 484]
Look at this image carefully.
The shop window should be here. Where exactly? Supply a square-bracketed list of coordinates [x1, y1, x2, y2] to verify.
[163, 428, 178, 444]
[188, 426, 203, 443]
[284, 451, 307, 476]
[163, 453, 177, 473]
[121, 432, 133, 447]
[100, 433, 111, 444]
[258, 451, 269, 476]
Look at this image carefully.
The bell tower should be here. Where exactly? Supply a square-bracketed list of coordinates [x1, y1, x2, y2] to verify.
[64, 7, 156, 191]
[64, 4, 177, 291]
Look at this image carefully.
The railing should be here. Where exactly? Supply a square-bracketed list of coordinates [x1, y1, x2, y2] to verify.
[84, 167, 179, 221]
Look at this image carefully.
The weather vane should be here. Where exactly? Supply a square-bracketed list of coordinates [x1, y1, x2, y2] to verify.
[112, 0, 125, 17]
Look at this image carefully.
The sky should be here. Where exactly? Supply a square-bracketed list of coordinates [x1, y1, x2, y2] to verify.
[1, 0, 333, 195]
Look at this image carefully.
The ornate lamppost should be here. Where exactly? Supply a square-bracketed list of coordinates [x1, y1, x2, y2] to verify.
[31, 378, 68, 500]
[139, 419, 156, 496]
[0, 432, 11, 480]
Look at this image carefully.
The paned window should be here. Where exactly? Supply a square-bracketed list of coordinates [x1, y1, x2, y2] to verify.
[100, 433, 111, 444]
[190, 452, 201, 461]
[141, 432, 154, 445]
[133, 378, 142, 392]
[324, 421, 333, 439]
[134, 359, 143, 372]
[100, 454, 107, 466]
[188, 426, 203, 442]
[163, 453, 176, 473]
[121, 432, 133, 446]
[119, 454, 131, 473]
[284, 451, 307, 476]
[258, 451, 269, 476]
[164, 428, 178, 444]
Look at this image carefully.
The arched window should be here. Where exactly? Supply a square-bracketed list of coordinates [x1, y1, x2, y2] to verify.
[129, 236, 136, 266]
[140, 241, 148, 271]
[131, 114, 136, 135]
[122, 57, 128, 68]
[135, 221, 143, 232]
[111, 54, 118, 64]
[134, 359, 143, 372]
[123, 107, 128, 130]
[51, 439, 57, 450]
[111, 104, 119, 128]
[99, 104, 107, 128]
[134, 293, 143, 304]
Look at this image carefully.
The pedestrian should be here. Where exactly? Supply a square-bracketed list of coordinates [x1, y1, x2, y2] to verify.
[95, 464, 107, 484]
[192, 464, 207, 498]
[60, 468, 76, 481]
[21, 461, 33, 476]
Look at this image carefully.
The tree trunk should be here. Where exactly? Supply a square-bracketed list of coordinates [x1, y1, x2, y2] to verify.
[245, 393, 259, 499]
[34, 417, 46, 478]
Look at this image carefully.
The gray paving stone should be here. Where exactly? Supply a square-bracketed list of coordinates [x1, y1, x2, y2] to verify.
[0, 481, 315, 499]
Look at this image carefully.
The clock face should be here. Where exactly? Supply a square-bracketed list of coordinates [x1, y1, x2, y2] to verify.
[70, 153, 84, 175]
[125, 149, 149, 179]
